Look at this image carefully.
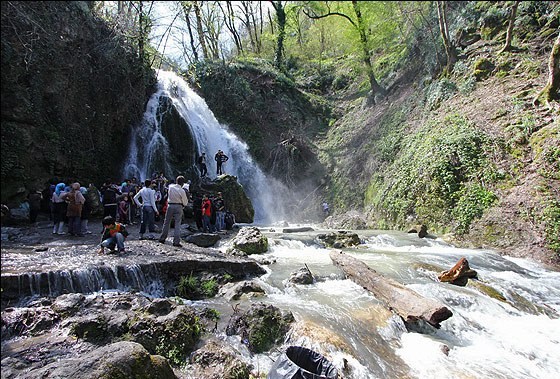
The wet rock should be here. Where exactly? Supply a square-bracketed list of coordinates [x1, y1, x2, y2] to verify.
[146, 298, 174, 315]
[407, 224, 428, 238]
[226, 302, 294, 353]
[218, 280, 266, 301]
[33, 341, 177, 379]
[188, 338, 252, 379]
[185, 232, 221, 247]
[288, 266, 314, 285]
[231, 226, 268, 255]
[316, 231, 361, 248]
[51, 293, 87, 317]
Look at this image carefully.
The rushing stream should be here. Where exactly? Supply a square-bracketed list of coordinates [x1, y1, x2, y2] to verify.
[198, 228, 560, 379]
[117, 69, 559, 378]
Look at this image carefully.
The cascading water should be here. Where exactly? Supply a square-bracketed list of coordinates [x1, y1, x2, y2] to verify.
[123, 70, 288, 223]
[202, 230, 560, 379]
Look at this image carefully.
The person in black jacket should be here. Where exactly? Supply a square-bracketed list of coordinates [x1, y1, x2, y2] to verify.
[215, 150, 229, 175]
[198, 153, 208, 177]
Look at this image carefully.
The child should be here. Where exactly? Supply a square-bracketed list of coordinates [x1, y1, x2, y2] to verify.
[98, 216, 129, 254]
[118, 194, 130, 224]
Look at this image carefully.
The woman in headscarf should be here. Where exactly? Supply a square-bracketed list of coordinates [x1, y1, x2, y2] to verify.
[51, 182, 67, 234]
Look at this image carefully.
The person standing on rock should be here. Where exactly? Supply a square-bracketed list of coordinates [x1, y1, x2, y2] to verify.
[158, 175, 189, 247]
[215, 150, 229, 175]
[51, 182, 68, 235]
[198, 153, 208, 178]
[27, 189, 43, 224]
[133, 179, 159, 240]
[214, 192, 226, 232]
[201, 194, 213, 233]
[61, 182, 86, 236]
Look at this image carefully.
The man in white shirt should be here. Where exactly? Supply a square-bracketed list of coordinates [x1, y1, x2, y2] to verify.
[159, 176, 189, 247]
[133, 179, 159, 239]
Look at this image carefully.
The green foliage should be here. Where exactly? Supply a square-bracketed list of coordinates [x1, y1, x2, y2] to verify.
[473, 58, 495, 81]
[366, 114, 499, 233]
[177, 273, 198, 299]
[155, 313, 203, 366]
[425, 78, 458, 110]
[542, 199, 560, 253]
[177, 273, 219, 299]
[452, 184, 497, 234]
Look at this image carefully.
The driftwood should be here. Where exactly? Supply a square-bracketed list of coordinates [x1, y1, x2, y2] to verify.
[438, 257, 478, 286]
[330, 250, 453, 328]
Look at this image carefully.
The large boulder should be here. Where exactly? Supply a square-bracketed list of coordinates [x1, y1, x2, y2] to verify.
[201, 174, 254, 223]
[226, 302, 294, 353]
[185, 233, 221, 247]
[32, 341, 176, 379]
[316, 231, 361, 248]
[231, 226, 268, 255]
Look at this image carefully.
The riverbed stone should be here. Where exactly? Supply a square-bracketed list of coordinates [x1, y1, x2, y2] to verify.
[231, 226, 268, 255]
[226, 302, 294, 353]
[316, 231, 361, 248]
[33, 341, 177, 379]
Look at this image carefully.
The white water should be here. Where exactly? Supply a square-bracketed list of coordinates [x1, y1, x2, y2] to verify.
[119, 70, 560, 378]
[201, 230, 560, 379]
[123, 70, 289, 223]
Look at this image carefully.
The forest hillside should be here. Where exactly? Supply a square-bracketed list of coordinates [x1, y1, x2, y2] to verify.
[1, 1, 558, 266]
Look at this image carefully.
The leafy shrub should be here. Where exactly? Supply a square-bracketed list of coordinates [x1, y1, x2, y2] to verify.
[425, 78, 458, 110]
[542, 199, 560, 253]
[452, 183, 497, 234]
[366, 114, 499, 234]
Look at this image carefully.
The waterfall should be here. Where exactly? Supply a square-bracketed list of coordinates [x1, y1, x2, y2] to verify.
[13, 265, 164, 300]
[123, 70, 287, 223]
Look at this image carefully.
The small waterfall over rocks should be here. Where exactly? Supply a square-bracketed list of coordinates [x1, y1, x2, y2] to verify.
[123, 70, 289, 224]
[9, 264, 165, 300]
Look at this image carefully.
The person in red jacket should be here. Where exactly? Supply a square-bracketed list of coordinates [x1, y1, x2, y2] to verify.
[201, 194, 212, 233]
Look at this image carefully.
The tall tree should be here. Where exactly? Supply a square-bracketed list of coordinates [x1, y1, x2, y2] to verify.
[193, 0, 209, 59]
[271, 1, 286, 69]
[180, 2, 199, 62]
[303, 1, 386, 101]
[436, 0, 457, 75]
[533, 32, 560, 108]
[219, 1, 243, 55]
[499, 0, 521, 53]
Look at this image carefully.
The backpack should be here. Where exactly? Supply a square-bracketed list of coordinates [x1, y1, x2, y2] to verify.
[103, 188, 117, 204]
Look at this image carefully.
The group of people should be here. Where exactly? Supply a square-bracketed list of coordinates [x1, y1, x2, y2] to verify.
[49, 180, 95, 236]
[40, 167, 233, 254]
[197, 150, 229, 178]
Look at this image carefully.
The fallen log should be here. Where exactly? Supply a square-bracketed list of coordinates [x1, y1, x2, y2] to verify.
[438, 257, 478, 286]
[329, 250, 453, 329]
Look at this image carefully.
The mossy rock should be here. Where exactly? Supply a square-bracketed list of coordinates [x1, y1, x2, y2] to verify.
[473, 58, 495, 81]
[467, 279, 507, 302]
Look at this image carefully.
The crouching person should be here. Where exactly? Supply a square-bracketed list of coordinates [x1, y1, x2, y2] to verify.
[98, 216, 129, 254]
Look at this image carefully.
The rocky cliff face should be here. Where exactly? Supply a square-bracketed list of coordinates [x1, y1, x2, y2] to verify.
[1, 1, 155, 205]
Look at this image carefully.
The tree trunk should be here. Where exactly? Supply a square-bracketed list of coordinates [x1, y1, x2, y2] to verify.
[272, 1, 286, 69]
[352, 0, 385, 99]
[222, 1, 243, 54]
[330, 250, 453, 329]
[181, 3, 199, 62]
[500, 0, 520, 53]
[533, 32, 560, 107]
[193, 1, 209, 60]
[436, 1, 457, 75]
